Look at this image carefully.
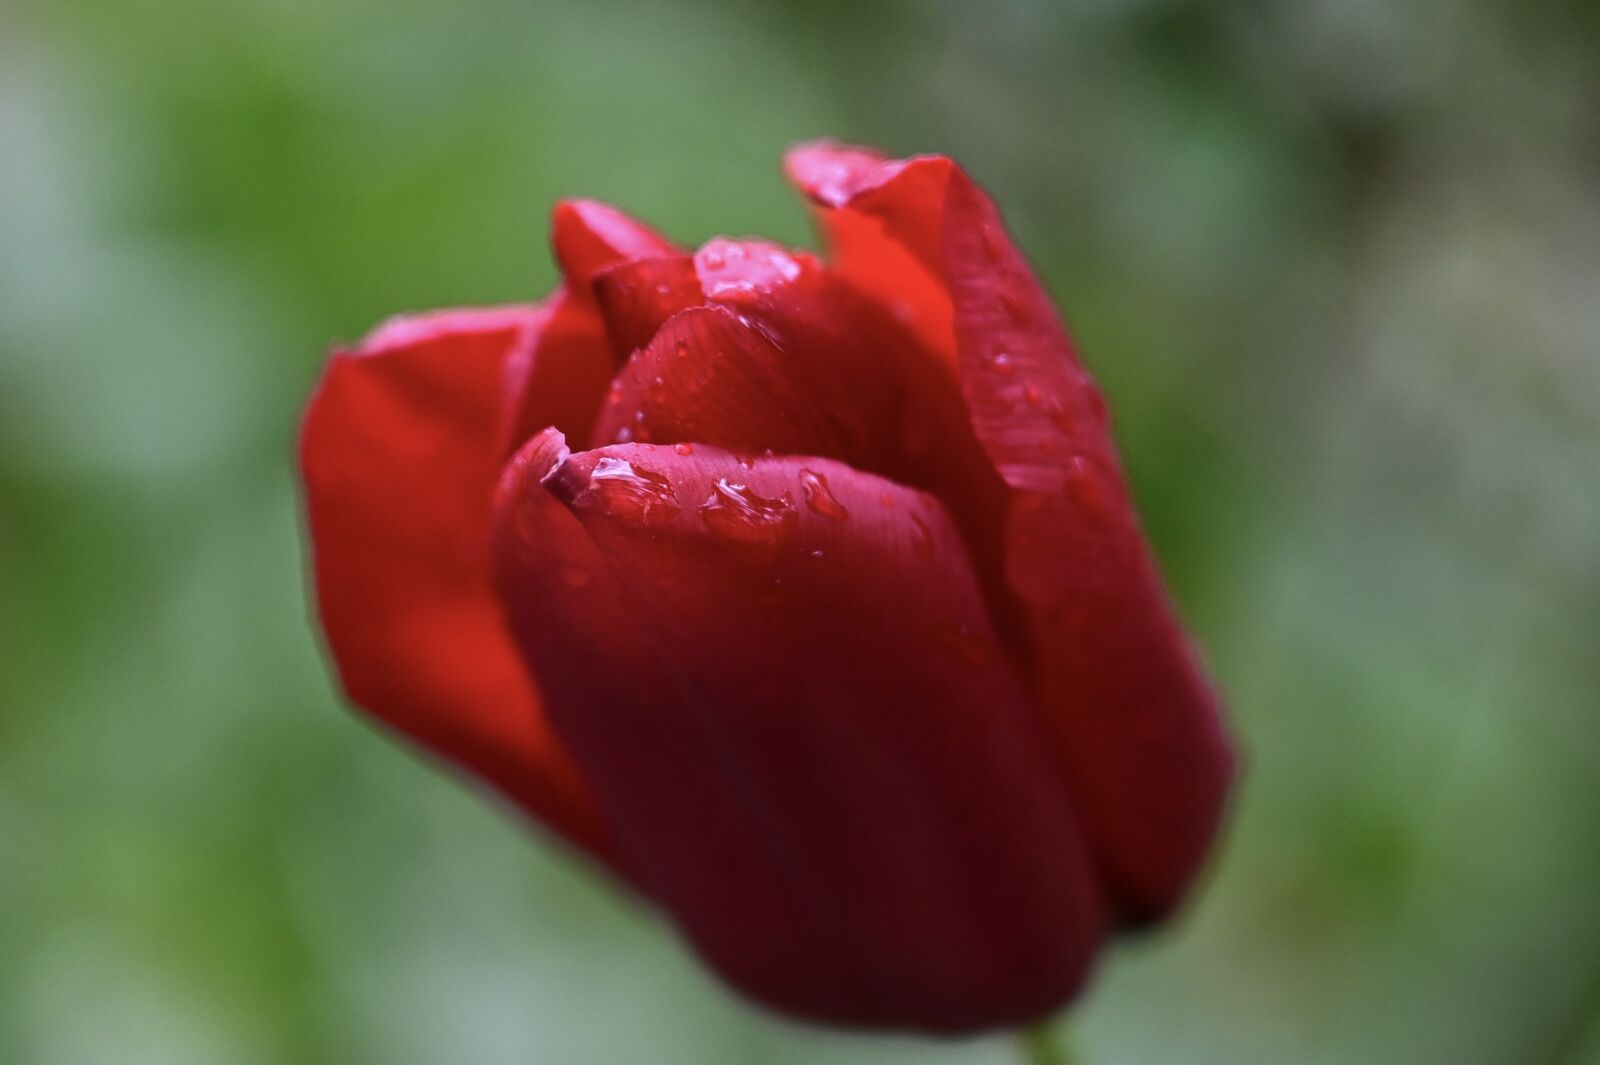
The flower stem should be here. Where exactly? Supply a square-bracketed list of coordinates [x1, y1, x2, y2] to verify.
[1019, 1023, 1072, 1065]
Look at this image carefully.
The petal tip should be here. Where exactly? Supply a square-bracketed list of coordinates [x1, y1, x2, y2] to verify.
[783, 140, 891, 207]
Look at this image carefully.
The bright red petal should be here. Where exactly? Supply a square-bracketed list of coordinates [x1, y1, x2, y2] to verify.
[786, 141, 1235, 920]
[550, 198, 678, 284]
[493, 436, 1107, 1031]
[299, 307, 622, 872]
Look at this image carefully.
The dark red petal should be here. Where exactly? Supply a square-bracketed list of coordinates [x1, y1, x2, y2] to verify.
[493, 438, 1107, 1031]
[299, 307, 622, 873]
[786, 141, 1235, 920]
[592, 255, 704, 361]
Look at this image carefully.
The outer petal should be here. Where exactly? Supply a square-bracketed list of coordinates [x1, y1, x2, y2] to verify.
[299, 307, 621, 870]
[786, 141, 1235, 919]
[500, 201, 679, 452]
[493, 435, 1106, 1031]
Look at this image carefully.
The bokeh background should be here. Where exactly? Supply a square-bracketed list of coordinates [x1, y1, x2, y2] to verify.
[3, 0, 1598, 1061]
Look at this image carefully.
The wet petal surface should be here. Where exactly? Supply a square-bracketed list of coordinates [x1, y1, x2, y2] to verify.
[493, 436, 1107, 1030]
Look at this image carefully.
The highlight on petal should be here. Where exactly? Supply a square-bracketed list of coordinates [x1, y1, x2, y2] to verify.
[492, 438, 1107, 1031]
[299, 308, 622, 872]
[785, 141, 1236, 920]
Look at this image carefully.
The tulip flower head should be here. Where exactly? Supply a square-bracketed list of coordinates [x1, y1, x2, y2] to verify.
[299, 141, 1235, 1033]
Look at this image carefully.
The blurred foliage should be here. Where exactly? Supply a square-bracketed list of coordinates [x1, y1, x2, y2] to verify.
[3, 0, 1599, 1062]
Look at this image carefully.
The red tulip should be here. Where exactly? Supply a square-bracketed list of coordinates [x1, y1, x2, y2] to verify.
[299, 142, 1235, 1032]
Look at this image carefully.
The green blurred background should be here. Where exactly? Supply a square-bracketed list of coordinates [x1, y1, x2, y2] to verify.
[3, 0, 1598, 1061]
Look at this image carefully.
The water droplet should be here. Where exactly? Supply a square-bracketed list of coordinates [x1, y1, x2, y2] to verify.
[1084, 384, 1108, 424]
[1002, 290, 1029, 323]
[673, 442, 694, 455]
[647, 376, 667, 404]
[755, 575, 786, 607]
[908, 513, 935, 560]
[614, 426, 633, 443]
[807, 548, 825, 560]
[657, 283, 673, 297]
[798, 468, 849, 521]
[980, 224, 1006, 260]
[586, 456, 680, 526]
[697, 478, 796, 545]
[879, 491, 895, 508]
[701, 249, 725, 270]
[674, 340, 689, 359]
[1067, 456, 1107, 516]
[988, 350, 1015, 376]
[935, 621, 992, 668]
[606, 382, 623, 405]
[1023, 382, 1044, 408]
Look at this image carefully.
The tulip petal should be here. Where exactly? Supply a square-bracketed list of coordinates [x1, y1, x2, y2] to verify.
[493, 436, 1106, 1031]
[300, 308, 622, 870]
[786, 141, 1235, 919]
[592, 254, 704, 361]
[589, 303, 874, 462]
[550, 198, 678, 285]
[501, 202, 680, 452]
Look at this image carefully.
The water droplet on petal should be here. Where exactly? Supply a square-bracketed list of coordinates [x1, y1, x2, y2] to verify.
[1085, 383, 1109, 424]
[674, 340, 689, 359]
[673, 442, 694, 455]
[879, 491, 895, 508]
[798, 468, 849, 521]
[980, 224, 1006, 260]
[1067, 455, 1108, 516]
[586, 456, 680, 526]
[988, 350, 1014, 376]
[701, 249, 725, 270]
[908, 513, 934, 560]
[697, 478, 796, 547]
[935, 621, 992, 668]
[756, 576, 786, 607]
[1002, 290, 1029, 323]
[1023, 382, 1044, 408]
